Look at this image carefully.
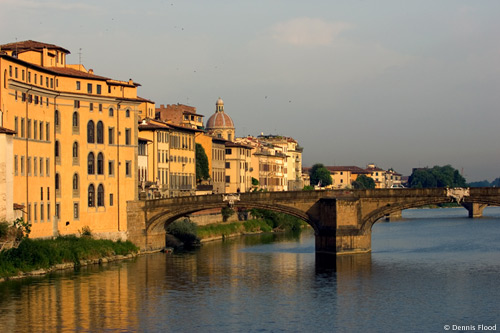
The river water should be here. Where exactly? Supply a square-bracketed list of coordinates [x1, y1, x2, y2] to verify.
[1, 207, 500, 332]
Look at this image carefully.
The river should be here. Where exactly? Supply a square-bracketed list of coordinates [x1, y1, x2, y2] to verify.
[1, 207, 499, 332]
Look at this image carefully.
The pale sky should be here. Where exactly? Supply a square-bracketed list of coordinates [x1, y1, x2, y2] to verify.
[1, 0, 499, 182]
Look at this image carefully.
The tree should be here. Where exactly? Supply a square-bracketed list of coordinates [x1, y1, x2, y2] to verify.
[353, 175, 375, 189]
[195, 143, 209, 182]
[309, 163, 332, 187]
[408, 165, 466, 188]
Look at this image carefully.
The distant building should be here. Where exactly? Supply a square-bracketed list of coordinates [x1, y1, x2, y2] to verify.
[224, 142, 252, 193]
[365, 163, 387, 188]
[156, 103, 204, 130]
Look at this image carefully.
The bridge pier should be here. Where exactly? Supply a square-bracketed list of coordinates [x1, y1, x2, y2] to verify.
[313, 198, 372, 255]
[462, 202, 487, 218]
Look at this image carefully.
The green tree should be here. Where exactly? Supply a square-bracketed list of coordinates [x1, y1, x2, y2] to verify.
[251, 177, 259, 186]
[309, 163, 332, 187]
[409, 165, 466, 188]
[195, 143, 209, 182]
[353, 174, 375, 189]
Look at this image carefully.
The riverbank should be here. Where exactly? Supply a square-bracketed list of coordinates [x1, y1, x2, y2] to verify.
[0, 236, 139, 281]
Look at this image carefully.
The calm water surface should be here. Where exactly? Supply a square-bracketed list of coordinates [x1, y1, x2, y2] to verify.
[1, 207, 500, 332]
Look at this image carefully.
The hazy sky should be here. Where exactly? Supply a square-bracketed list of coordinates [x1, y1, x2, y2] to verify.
[1, 0, 499, 181]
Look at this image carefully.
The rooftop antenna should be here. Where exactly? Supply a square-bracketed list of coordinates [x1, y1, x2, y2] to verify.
[78, 48, 82, 70]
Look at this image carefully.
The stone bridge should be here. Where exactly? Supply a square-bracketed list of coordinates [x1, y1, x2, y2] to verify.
[126, 188, 500, 254]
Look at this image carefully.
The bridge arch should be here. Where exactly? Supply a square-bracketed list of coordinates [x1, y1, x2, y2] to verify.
[360, 197, 500, 234]
[146, 201, 315, 234]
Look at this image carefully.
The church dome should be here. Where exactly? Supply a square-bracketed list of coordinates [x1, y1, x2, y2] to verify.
[206, 97, 234, 130]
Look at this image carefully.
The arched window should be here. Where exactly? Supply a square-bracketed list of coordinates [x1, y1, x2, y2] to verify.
[72, 142, 79, 158]
[97, 152, 104, 175]
[55, 173, 60, 190]
[87, 120, 95, 143]
[97, 184, 104, 207]
[55, 140, 60, 158]
[125, 109, 130, 118]
[109, 107, 114, 117]
[55, 110, 60, 126]
[88, 184, 95, 207]
[72, 111, 79, 128]
[87, 152, 95, 175]
[96, 121, 104, 144]
[73, 173, 79, 190]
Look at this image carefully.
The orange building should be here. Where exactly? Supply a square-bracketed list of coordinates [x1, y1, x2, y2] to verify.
[0, 40, 143, 239]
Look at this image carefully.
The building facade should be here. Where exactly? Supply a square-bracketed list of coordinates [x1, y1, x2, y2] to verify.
[0, 40, 141, 239]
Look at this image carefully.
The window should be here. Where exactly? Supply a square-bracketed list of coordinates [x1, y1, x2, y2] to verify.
[109, 193, 113, 206]
[125, 161, 131, 177]
[55, 173, 60, 191]
[21, 118, 25, 137]
[39, 158, 43, 176]
[87, 83, 92, 94]
[226, 148, 232, 155]
[14, 155, 18, 176]
[74, 203, 79, 219]
[14, 117, 18, 137]
[27, 157, 31, 176]
[96, 85, 102, 94]
[40, 203, 44, 221]
[108, 160, 114, 176]
[97, 153, 104, 175]
[73, 173, 79, 190]
[97, 184, 104, 207]
[74, 100, 80, 109]
[226, 175, 230, 183]
[55, 203, 60, 219]
[225, 162, 230, 169]
[88, 152, 95, 175]
[108, 127, 114, 144]
[87, 120, 95, 143]
[125, 109, 130, 117]
[46, 158, 50, 176]
[55, 140, 60, 159]
[96, 121, 104, 144]
[39, 121, 43, 140]
[72, 112, 79, 130]
[72, 142, 79, 158]
[99, 104, 103, 112]
[88, 184, 95, 207]
[27, 119, 31, 139]
[47, 203, 51, 221]
[41, 187, 43, 200]
[46, 123, 50, 141]
[89, 103, 93, 111]
[109, 107, 114, 117]
[76, 81, 81, 90]
[125, 128, 131, 145]
[55, 110, 60, 131]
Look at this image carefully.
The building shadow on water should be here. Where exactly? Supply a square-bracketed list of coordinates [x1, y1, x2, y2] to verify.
[315, 252, 372, 276]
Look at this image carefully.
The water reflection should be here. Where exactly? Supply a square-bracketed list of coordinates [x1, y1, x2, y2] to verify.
[1, 208, 499, 332]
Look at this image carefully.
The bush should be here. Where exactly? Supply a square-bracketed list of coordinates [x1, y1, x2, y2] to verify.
[0, 222, 9, 239]
[0, 236, 138, 278]
[166, 219, 200, 245]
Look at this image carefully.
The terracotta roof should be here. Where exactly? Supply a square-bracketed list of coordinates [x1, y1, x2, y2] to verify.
[225, 141, 252, 149]
[0, 40, 70, 54]
[45, 66, 110, 80]
[0, 126, 16, 135]
[325, 166, 371, 174]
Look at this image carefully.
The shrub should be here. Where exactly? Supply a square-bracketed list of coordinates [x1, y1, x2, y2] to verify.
[166, 218, 200, 245]
[0, 221, 9, 239]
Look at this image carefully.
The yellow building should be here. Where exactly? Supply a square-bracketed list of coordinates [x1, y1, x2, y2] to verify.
[325, 166, 371, 189]
[365, 163, 387, 188]
[0, 40, 141, 239]
[138, 119, 170, 197]
[224, 142, 252, 193]
[195, 132, 227, 194]
[138, 119, 198, 197]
